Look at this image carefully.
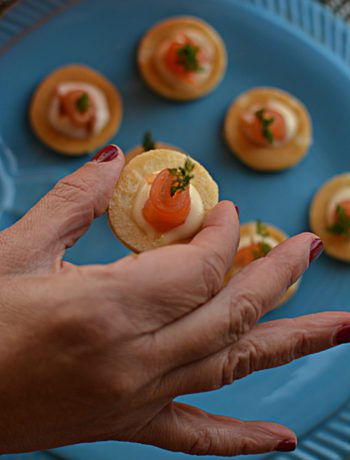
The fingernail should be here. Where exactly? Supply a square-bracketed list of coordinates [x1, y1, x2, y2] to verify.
[335, 325, 350, 345]
[275, 440, 297, 452]
[309, 238, 324, 264]
[92, 144, 122, 163]
[235, 205, 240, 218]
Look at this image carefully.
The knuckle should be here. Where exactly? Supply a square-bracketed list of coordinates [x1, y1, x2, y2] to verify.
[285, 322, 311, 360]
[221, 348, 237, 386]
[221, 339, 259, 385]
[47, 176, 97, 239]
[233, 340, 259, 380]
[52, 176, 92, 204]
[223, 291, 261, 346]
[236, 291, 261, 325]
[188, 428, 214, 455]
[200, 250, 226, 297]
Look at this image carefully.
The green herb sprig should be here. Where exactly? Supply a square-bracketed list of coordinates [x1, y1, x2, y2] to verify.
[168, 157, 195, 197]
[327, 205, 350, 238]
[256, 220, 270, 238]
[252, 220, 273, 259]
[255, 109, 275, 144]
[76, 93, 89, 113]
[177, 44, 202, 72]
[142, 132, 156, 151]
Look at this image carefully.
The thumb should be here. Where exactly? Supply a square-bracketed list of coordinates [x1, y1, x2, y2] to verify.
[0, 144, 124, 275]
[134, 402, 297, 456]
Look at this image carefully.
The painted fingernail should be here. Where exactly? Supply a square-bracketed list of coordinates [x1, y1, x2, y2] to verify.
[275, 440, 297, 452]
[92, 144, 122, 163]
[309, 238, 324, 264]
[235, 205, 240, 218]
[335, 325, 350, 345]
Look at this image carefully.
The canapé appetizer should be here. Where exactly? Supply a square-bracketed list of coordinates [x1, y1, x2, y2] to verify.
[224, 88, 312, 171]
[30, 64, 122, 155]
[138, 16, 227, 101]
[126, 131, 183, 163]
[225, 221, 299, 305]
[108, 149, 218, 252]
[310, 173, 350, 262]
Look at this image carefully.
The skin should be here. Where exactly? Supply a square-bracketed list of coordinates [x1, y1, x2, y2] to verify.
[0, 152, 349, 455]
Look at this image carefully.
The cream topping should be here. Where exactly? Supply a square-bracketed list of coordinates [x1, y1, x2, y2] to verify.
[154, 29, 215, 89]
[326, 187, 350, 226]
[132, 173, 204, 244]
[267, 100, 298, 143]
[48, 82, 110, 140]
[242, 99, 298, 146]
[239, 233, 279, 251]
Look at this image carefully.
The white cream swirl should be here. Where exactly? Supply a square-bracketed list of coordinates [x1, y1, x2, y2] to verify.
[267, 100, 298, 144]
[48, 82, 110, 140]
[239, 233, 279, 251]
[132, 174, 204, 244]
[154, 29, 215, 88]
[242, 99, 298, 146]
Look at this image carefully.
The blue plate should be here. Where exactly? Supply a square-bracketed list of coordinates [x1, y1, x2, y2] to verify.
[0, 0, 350, 459]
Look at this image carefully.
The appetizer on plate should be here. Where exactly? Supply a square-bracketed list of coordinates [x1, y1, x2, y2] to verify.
[30, 64, 122, 156]
[108, 149, 218, 252]
[225, 221, 299, 305]
[138, 16, 227, 101]
[310, 173, 350, 262]
[126, 131, 183, 163]
[224, 87, 312, 171]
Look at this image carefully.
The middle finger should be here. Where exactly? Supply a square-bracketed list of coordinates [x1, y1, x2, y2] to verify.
[156, 232, 319, 370]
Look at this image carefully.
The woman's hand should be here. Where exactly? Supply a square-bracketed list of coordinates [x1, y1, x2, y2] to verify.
[0, 145, 349, 456]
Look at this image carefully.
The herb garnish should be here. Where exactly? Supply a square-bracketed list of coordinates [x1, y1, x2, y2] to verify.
[327, 205, 350, 238]
[76, 93, 89, 113]
[256, 220, 269, 238]
[177, 44, 201, 72]
[252, 220, 273, 259]
[168, 157, 195, 197]
[255, 109, 274, 144]
[142, 132, 156, 151]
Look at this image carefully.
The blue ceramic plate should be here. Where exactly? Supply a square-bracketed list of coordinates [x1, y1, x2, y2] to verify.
[0, 0, 350, 459]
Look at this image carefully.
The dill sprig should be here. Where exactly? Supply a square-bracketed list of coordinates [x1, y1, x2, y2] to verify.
[327, 205, 350, 238]
[177, 44, 202, 72]
[252, 220, 273, 259]
[75, 93, 89, 113]
[168, 157, 195, 197]
[142, 132, 156, 151]
[255, 109, 274, 144]
[256, 220, 270, 238]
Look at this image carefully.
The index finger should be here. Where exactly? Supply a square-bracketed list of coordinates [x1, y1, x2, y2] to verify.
[190, 200, 240, 276]
[107, 201, 240, 330]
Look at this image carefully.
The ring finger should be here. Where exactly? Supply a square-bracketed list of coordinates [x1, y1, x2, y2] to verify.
[160, 312, 350, 396]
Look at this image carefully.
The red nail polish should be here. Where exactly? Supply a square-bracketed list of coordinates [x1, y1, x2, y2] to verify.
[235, 205, 240, 218]
[92, 145, 122, 163]
[275, 440, 297, 452]
[309, 238, 324, 264]
[335, 325, 350, 345]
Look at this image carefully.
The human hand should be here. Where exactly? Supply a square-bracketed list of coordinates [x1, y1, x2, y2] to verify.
[0, 145, 349, 456]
